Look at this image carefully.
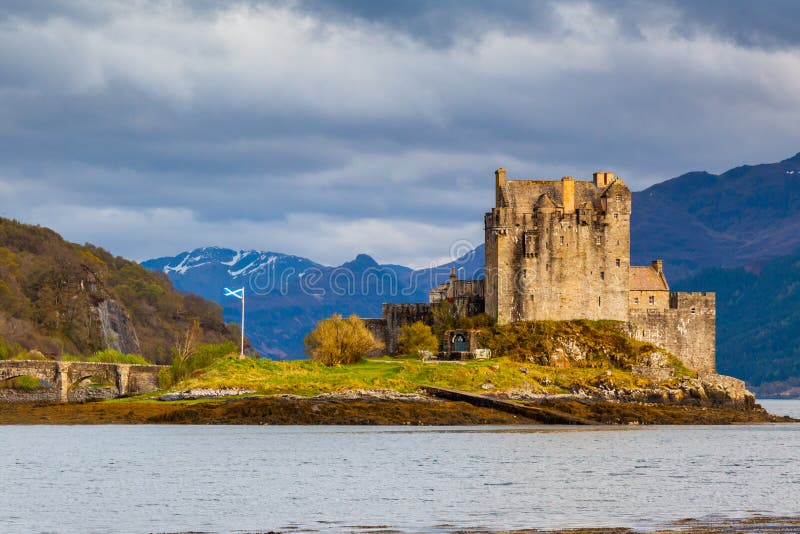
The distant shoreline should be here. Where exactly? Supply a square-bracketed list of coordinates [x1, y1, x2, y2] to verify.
[0, 395, 794, 425]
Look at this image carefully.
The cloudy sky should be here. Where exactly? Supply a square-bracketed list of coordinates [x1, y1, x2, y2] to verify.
[1, 0, 799, 267]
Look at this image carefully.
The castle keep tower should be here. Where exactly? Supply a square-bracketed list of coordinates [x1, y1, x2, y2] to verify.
[485, 169, 631, 323]
[372, 165, 716, 374]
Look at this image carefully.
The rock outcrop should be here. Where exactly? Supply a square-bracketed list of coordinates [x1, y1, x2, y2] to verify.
[94, 299, 141, 355]
[501, 373, 755, 409]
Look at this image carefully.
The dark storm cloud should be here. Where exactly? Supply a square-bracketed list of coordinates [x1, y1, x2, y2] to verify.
[292, 0, 800, 49]
[0, 0, 799, 265]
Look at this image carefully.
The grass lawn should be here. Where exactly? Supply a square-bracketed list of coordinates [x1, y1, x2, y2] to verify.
[172, 355, 650, 397]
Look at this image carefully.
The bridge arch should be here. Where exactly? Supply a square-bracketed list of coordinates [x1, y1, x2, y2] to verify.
[0, 360, 165, 402]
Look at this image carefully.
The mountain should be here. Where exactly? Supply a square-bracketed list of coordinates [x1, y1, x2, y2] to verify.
[142, 246, 483, 359]
[674, 253, 800, 394]
[631, 152, 800, 280]
[0, 218, 238, 363]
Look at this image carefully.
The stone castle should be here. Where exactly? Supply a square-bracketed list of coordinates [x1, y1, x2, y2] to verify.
[368, 168, 716, 374]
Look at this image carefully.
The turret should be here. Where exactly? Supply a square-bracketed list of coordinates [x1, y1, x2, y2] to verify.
[561, 176, 575, 214]
[534, 193, 557, 214]
[495, 168, 506, 207]
[651, 260, 663, 275]
[593, 171, 615, 188]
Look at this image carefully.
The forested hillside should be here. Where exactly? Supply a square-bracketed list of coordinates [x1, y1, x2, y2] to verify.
[674, 254, 800, 394]
[632, 152, 800, 280]
[0, 218, 238, 363]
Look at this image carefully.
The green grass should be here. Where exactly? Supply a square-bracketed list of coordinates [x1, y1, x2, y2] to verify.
[174, 354, 650, 396]
[159, 320, 691, 398]
[0, 375, 45, 390]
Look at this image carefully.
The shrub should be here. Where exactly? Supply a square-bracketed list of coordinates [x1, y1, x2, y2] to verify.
[9, 350, 48, 361]
[304, 313, 383, 365]
[62, 350, 149, 365]
[7, 375, 41, 390]
[398, 321, 438, 356]
[165, 341, 238, 388]
[431, 302, 495, 336]
[0, 337, 23, 360]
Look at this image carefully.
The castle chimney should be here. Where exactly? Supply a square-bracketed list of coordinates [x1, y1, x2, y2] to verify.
[561, 176, 575, 214]
[593, 171, 615, 188]
[448, 266, 458, 301]
[652, 260, 663, 275]
[495, 168, 506, 207]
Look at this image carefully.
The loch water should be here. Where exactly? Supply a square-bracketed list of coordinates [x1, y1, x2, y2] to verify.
[0, 400, 798, 534]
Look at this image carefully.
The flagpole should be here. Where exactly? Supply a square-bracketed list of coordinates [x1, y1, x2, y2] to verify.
[240, 286, 245, 358]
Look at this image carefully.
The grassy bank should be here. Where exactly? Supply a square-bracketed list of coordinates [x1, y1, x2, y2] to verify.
[173, 354, 650, 397]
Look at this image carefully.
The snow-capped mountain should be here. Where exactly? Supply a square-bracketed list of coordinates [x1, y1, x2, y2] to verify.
[142, 246, 481, 359]
[143, 247, 323, 303]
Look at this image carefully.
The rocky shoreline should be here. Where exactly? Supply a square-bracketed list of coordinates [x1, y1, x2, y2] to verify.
[0, 387, 793, 425]
[500, 373, 756, 408]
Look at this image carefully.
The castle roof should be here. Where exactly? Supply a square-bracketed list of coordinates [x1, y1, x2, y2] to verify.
[630, 266, 669, 291]
[534, 193, 556, 208]
[600, 177, 628, 197]
[502, 179, 611, 212]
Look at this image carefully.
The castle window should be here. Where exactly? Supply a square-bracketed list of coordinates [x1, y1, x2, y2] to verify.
[691, 307, 696, 314]
[613, 213, 619, 220]
[600, 271, 605, 280]
[560, 236, 564, 245]
[615, 194, 621, 201]
[634, 297, 639, 304]
[649, 295, 655, 305]
[595, 237, 601, 245]
[598, 296, 601, 307]
[615, 258, 621, 267]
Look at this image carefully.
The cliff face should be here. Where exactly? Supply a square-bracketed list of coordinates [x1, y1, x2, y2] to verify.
[0, 218, 237, 363]
[94, 299, 140, 355]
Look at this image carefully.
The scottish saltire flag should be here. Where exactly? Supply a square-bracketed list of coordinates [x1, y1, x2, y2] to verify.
[223, 287, 244, 300]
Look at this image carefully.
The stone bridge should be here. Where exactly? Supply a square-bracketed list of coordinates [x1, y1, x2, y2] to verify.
[0, 360, 165, 402]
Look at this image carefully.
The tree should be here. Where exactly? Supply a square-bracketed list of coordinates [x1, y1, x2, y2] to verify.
[398, 321, 438, 357]
[304, 314, 383, 365]
[170, 320, 202, 380]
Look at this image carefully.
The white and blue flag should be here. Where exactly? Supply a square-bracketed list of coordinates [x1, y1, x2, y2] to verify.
[224, 287, 244, 300]
[224, 287, 246, 357]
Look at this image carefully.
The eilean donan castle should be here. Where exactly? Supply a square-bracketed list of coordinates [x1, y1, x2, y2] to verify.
[369, 168, 716, 374]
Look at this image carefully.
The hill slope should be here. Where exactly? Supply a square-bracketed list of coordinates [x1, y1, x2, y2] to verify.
[632, 152, 800, 280]
[0, 218, 237, 363]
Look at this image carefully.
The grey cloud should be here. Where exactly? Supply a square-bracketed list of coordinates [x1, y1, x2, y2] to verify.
[291, 0, 800, 50]
[0, 1, 799, 265]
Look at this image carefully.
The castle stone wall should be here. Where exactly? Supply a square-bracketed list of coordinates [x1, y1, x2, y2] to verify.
[627, 292, 716, 374]
[382, 303, 433, 355]
[630, 290, 670, 309]
[362, 318, 388, 357]
[485, 173, 630, 323]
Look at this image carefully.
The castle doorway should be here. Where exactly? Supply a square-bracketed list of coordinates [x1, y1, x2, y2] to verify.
[453, 333, 468, 352]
